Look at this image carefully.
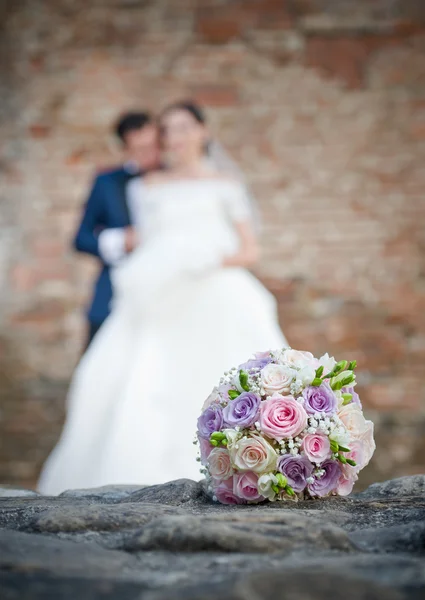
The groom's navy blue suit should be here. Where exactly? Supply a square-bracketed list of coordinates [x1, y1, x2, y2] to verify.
[74, 166, 140, 341]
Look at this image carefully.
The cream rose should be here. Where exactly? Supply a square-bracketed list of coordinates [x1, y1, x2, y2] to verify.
[261, 363, 296, 396]
[337, 403, 369, 437]
[229, 434, 278, 473]
[208, 448, 234, 480]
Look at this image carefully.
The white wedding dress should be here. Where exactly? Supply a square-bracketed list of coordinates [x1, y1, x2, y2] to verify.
[38, 178, 287, 494]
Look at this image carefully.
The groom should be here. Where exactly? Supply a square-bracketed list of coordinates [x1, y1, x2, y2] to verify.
[74, 112, 160, 347]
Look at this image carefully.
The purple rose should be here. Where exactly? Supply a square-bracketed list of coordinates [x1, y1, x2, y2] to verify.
[197, 405, 224, 440]
[223, 392, 261, 428]
[308, 459, 341, 497]
[342, 386, 362, 408]
[277, 454, 314, 493]
[238, 354, 273, 372]
[303, 382, 337, 415]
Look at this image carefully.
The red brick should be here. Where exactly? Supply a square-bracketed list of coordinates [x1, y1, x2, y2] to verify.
[364, 382, 421, 411]
[189, 85, 240, 107]
[65, 148, 90, 165]
[305, 37, 372, 89]
[195, 10, 254, 44]
[28, 124, 51, 138]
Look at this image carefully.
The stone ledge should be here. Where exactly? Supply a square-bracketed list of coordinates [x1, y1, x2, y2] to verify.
[0, 476, 424, 599]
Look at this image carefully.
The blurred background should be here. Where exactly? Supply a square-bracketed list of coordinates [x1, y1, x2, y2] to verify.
[0, 0, 424, 490]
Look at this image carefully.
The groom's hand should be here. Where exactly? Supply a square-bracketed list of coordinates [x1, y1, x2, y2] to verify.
[124, 226, 139, 253]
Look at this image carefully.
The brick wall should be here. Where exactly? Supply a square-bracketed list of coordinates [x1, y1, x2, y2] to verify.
[1, 0, 425, 488]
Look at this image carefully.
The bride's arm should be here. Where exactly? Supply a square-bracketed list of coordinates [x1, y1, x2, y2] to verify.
[222, 220, 260, 268]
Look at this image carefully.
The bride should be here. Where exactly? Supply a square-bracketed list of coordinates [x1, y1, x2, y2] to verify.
[38, 101, 288, 494]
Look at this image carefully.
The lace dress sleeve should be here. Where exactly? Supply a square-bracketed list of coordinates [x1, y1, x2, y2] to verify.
[223, 181, 254, 223]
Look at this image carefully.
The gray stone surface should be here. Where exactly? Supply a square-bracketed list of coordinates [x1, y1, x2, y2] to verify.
[0, 486, 40, 498]
[0, 475, 424, 599]
[60, 485, 146, 502]
[354, 474, 425, 499]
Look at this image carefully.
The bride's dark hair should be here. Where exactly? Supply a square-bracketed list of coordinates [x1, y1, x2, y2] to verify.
[160, 100, 207, 125]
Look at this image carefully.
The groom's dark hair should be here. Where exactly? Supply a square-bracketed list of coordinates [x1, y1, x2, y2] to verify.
[115, 112, 153, 144]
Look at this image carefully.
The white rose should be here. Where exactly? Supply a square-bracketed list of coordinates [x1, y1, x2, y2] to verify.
[317, 353, 336, 373]
[281, 349, 316, 369]
[261, 363, 297, 396]
[258, 473, 278, 501]
[337, 403, 369, 437]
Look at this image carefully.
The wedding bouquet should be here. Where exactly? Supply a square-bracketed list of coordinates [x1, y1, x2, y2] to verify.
[197, 349, 375, 504]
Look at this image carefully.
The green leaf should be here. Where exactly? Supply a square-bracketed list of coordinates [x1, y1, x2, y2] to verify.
[221, 439, 228, 446]
[348, 360, 357, 371]
[338, 454, 347, 464]
[315, 366, 324, 378]
[210, 439, 219, 447]
[228, 389, 240, 400]
[285, 485, 295, 496]
[331, 380, 343, 391]
[210, 431, 226, 441]
[311, 378, 323, 387]
[346, 458, 357, 467]
[271, 484, 280, 494]
[239, 370, 250, 392]
[322, 372, 334, 379]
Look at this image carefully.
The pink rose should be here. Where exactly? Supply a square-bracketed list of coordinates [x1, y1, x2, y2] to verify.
[341, 439, 367, 477]
[199, 436, 213, 466]
[260, 395, 308, 441]
[207, 447, 234, 480]
[357, 421, 376, 466]
[302, 432, 331, 464]
[336, 473, 357, 496]
[261, 363, 296, 396]
[233, 471, 263, 502]
[229, 434, 278, 473]
[213, 477, 244, 505]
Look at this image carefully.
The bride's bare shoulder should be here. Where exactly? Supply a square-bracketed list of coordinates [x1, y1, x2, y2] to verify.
[143, 171, 171, 186]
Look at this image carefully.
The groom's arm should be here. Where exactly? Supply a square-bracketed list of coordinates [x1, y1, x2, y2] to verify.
[74, 176, 105, 258]
[74, 174, 138, 265]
